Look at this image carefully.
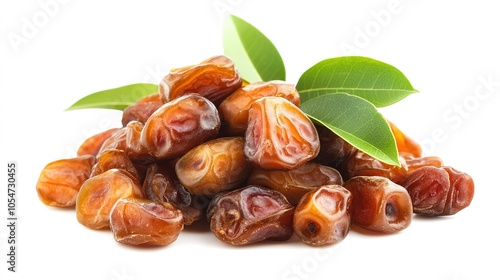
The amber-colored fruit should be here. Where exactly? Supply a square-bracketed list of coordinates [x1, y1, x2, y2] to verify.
[98, 127, 127, 155]
[159, 55, 242, 105]
[345, 151, 408, 183]
[388, 120, 422, 158]
[90, 149, 139, 180]
[142, 163, 206, 225]
[141, 94, 220, 160]
[36, 155, 95, 207]
[219, 81, 301, 135]
[176, 137, 251, 196]
[124, 121, 155, 163]
[398, 166, 450, 215]
[247, 162, 343, 205]
[77, 128, 120, 157]
[343, 176, 412, 233]
[441, 166, 474, 215]
[294, 185, 352, 246]
[405, 156, 444, 173]
[313, 125, 357, 172]
[76, 169, 143, 229]
[245, 96, 320, 170]
[207, 185, 295, 245]
[122, 93, 164, 126]
[109, 198, 183, 246]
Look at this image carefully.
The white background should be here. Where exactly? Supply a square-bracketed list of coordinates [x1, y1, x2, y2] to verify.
[1, 1, 499, 280]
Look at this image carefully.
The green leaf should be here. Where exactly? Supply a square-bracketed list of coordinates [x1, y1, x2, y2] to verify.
[300, 93, 400, 166]
[66, 83, 158, 111]
[223, 15, 285, 83]
[296, 56, 418, 107]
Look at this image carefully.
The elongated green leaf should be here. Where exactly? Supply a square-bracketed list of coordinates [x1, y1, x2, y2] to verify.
[296, 56, 418, 107]
[301, 93, 399, 166]
[223, 15, 285, 82]
[66, 83, 158, 111]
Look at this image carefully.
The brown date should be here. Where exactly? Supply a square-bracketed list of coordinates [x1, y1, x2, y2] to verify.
[207, 185, 295, 245]
[218, 81, 301, 135]
[109, 198, 183, 246]
[98, 127, 127, 155]
[398, 166, 450, 216]
[142, 163, 206, 225]
[159, 55, 242, 105]
[294, 185, 352, 246]
[122, 93, 164, 126]
[76, 169, 143, 229]
[405, 156, 444, 174]
[343, 176, 412, 233]
[141, 94, 221, 160]
[77, 128, 120, 157]
[124, 121, 155, 163]
[399, 166, 474, 216]
[175, 137, 251, 196]
[345, 150, 408, 183]
[36, 155, 95, 207]
[442, 166, 474, 215]
[90, 149, 140, 180]
[313, 125, 357, 172]
[245, 96, 320, 170]
[247, 162, 343, 205]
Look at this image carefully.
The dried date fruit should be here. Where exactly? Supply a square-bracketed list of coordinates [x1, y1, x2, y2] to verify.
[313, 125, 357, 173]
[125, 121, 155, 163]
[141, 94, 221, 160]
[247, 162, 343, 205]
[90, 149, 140, 180]
[109, 198, 183, 246]
[77, 128, 120, 157]
[219, 81, 301, 135]
[122, 93, 164, 126]
[159, 55, 242, 105]
[294, 185, 352, 246]
[345, 150, 408, 182]
[343, 176, 412, 233]
[388, 120, 422, 158]
[398, 166, 450, 215]
[142, 163, 205, 225]
[245, 96, 320, 170]
[399, 166, 474, 216]
[98, 127, 127, 155]
[175, 137, 251, 196]
[207, 185, 294, 245]
[441, 166, 474, 215]
[36, 155, 95, 207]
[76, 169, 143, 229]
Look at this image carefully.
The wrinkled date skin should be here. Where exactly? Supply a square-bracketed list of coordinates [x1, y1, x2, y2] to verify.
[77, 128, 120, 157]
[400, 166, 474, 216]
[90, 149, 140, 180]
[125, 121, 155, 163]
[98, 127, 127, 156]
[405, 156, 444, 174]
[176, 137, 251, 196]
[388, 120, 422, 158]
[110, 198, 183, 246]
[294, 185, 352, 246]
[36, 155, 95, 207]
[247, 162, 343, 205]
[207, 185, 295, 245]
[76, 169, 143, 229]
[141, 94, 221, 160]
[122, 93, 164, 126]
[313, 125, 357, 173]
[142, 163, 206, 225]
[219, 81, 301, 135]
[159, 55, 242, 105]
[345, 151, 408, 183]
[245, 96, 320, 170]
[343, 176, 412, 233]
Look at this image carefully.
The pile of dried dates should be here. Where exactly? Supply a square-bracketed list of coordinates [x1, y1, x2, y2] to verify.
[36, 55, 474, 247]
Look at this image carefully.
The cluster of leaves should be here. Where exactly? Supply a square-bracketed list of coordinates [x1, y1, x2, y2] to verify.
[67, 15, 418, 166]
